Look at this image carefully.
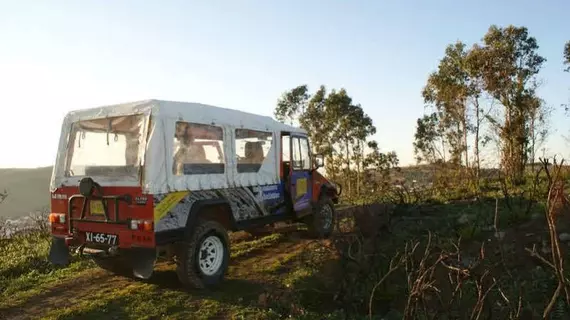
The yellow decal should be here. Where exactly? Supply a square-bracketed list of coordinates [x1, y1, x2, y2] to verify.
[153, 191, 190, 222]
[90, 200, 105, 215]
[296, 178, 307, 198]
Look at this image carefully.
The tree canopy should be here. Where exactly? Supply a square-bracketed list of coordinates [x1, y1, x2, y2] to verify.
[414, 24, 550, 184]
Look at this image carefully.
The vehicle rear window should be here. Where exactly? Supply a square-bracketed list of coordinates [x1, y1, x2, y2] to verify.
[65, 114, 145, 179]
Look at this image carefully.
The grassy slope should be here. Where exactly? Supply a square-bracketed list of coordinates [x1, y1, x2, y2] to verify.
[0, 166, 53, 218]
[0, 230, 335, 320]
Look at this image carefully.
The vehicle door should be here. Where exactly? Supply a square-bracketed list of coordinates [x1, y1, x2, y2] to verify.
[288, 134, 312, 215]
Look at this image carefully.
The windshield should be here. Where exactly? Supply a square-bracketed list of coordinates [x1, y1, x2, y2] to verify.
[65, 114, 146, 179]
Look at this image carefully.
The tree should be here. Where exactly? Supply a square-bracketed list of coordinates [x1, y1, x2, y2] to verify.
[325, 89, 374, 197]
[413, 112, 447, 164]
[471, 25, 546, 184]
[363, 141, 399, 195]
[420, 41, 488, 179]
[422, 42, 472, 166]
[274, 85, 310, 126]
[526, 96, 551, 168]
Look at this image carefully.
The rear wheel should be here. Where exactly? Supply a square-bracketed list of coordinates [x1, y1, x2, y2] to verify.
[305, 197, 335, 238]
[176, 219, 230, 289]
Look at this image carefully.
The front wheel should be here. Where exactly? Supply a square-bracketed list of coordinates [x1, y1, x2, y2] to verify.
[176, 219, 230, 289]
[305, 197, 336, 238]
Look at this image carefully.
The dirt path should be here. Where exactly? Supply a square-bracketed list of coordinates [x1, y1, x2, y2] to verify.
[0, 229, 315, 320]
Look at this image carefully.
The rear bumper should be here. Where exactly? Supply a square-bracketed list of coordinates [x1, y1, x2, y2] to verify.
[48, 235, 157, 279]
[51, 220, 155, 249]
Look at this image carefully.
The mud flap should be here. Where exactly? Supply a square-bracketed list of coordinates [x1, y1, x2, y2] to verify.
[48, 237, 70, 266]
[131, 248, 157, 280]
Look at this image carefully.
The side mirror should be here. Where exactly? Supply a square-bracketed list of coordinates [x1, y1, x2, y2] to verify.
[314, 154, 324, 169]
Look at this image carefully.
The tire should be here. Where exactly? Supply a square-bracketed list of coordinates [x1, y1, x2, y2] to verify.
[305, 196, 336, 238]
[176, 219, 230, 289]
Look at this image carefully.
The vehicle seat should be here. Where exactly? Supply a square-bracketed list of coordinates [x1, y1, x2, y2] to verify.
[192, 145, 208, 163]
[244, 141, 264, 164]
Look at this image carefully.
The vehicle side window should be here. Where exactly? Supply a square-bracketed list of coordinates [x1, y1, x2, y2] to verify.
[235, 129, 273, 173]
[282, 135, 290, 163]
[173, 121, 225, 175]
[292, 137, 302, 170]
[291, 136, 311, 171]
[300, 137, 311, 170]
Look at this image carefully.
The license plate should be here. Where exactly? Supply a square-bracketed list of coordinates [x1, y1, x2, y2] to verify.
[85, 232, 118, 246]
[90, 200, 105, 215]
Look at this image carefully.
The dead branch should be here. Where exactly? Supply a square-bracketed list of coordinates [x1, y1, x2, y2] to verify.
[537, 157, 570, 319]
[368, 251, 405, 319]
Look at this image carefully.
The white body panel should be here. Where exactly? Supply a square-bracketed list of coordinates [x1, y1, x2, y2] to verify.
[50, 99, 306, 194]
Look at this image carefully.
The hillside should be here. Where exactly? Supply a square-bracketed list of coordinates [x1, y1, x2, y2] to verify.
[0, 167, 53, 218]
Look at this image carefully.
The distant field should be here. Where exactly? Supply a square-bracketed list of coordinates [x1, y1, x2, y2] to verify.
[0, 167, 52, 218]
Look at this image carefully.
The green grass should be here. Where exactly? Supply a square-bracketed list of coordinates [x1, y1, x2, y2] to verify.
[231, 233, 285, 259]
[0, 231, 94, 309]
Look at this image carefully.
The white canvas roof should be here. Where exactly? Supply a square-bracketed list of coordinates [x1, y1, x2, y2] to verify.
[50, 99, 306, 194]
[62, 99, 306, 134]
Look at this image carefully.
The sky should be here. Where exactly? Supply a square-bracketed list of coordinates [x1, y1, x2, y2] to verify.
[0, 0, 569, 168]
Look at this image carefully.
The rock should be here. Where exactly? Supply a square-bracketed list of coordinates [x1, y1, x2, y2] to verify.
[559, 233, 570, 242]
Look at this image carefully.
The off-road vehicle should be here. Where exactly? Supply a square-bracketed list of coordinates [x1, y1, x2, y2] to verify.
[48, 99, 340, 288]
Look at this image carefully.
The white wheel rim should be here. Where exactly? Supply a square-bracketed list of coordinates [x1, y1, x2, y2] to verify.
[321, 204, 333, 230]
[198, 235, 224, 276]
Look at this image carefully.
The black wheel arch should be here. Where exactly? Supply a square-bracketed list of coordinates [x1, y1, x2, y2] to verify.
[320, 182, 341, 203]
[184, 199, 237, 236]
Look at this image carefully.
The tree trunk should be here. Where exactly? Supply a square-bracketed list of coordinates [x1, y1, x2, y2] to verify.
[345, 138, 351, 198]
[356, 140, 362, 198]
[474, 99, 481, 185]
[463, 118, 469, 168]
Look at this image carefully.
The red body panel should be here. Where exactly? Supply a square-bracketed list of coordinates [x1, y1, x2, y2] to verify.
[312, 171, 330, 202]
[50, 186, 155, 248]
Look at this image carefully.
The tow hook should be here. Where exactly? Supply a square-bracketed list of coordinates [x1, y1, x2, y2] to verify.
[77, 245, 119, 258]
[108, 246, 119, 256]
[76, 243, 86, 257]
